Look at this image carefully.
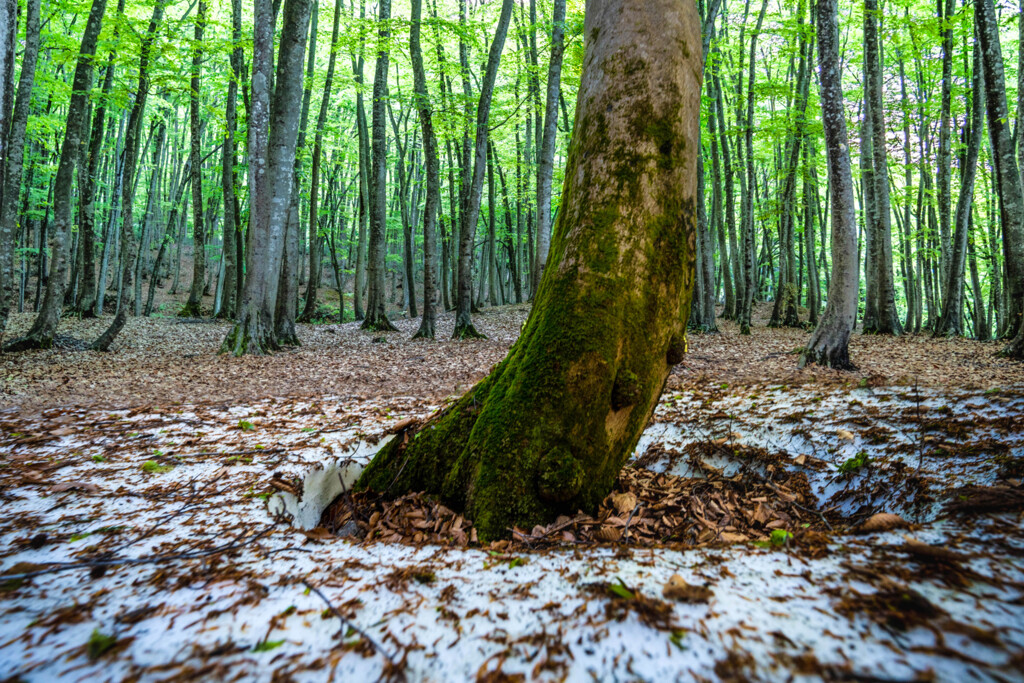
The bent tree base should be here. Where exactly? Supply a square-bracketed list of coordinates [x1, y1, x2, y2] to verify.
[356, 0, 702, 541]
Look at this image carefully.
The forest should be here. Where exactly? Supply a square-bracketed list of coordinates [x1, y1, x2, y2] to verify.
[1, 0, 1023, 680]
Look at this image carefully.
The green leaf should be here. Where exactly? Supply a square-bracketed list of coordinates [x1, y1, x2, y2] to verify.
[141, 460, 173, 474]
[770, 529, 793, 547]
[87, 629, 117, 660]
[253, 639, 286, 652]
[607, 580, 634, 600]
[238, 420, 255, 431]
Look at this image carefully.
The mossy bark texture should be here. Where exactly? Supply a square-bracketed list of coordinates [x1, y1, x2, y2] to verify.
[357, 0, 701, 541]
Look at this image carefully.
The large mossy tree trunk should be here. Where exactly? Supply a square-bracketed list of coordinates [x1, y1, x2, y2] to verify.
[357, 0, 701, 541]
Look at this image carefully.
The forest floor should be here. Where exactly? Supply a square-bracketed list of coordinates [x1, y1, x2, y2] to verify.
[1, 303, 1023, 681]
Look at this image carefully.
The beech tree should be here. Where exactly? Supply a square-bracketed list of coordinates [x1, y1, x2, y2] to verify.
[357, 0, 701, 539]
[5, 0, 107, 351]
[800, 0, 857, 369]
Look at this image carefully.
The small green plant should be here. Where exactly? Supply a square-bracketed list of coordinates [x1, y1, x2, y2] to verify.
[770, 529, 793, 546]
[141, 460, 173, 474]
[607, 579, 634, 600]
[238, 420, 255, 431]
[838, 451, 872, 474]
[91, 454, 105, 463]
[87, 629, 117, 660]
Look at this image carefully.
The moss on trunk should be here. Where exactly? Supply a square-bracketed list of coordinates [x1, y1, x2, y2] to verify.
[356, 0, 702, 541]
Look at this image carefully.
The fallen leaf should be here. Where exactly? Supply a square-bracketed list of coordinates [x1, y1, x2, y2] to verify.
[663, 574, 713, 603]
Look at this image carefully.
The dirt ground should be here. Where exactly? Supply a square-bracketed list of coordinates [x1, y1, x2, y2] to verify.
[2, 301, 1023, 413]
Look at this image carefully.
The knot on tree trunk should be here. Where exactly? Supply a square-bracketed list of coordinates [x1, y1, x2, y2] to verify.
[536, 446, 585, 504]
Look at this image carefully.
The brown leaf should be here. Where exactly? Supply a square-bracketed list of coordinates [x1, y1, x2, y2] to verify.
[855, 513, 909, 534]
[663, 574, 713, 603]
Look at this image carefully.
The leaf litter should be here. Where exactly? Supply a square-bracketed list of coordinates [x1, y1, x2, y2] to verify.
[0, 305, 1022, 680]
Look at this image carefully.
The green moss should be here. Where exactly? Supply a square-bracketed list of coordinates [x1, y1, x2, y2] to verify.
[536, 446, 585, 503]
[355, 30, 699, 541]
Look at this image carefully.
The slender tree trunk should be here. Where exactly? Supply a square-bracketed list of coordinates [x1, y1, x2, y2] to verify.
[351, 2, 369, 321]
[453, 0, 515, 338]
[181, 1, 208, 317]
[936, 0, 954, 292]
[410, 0, 440, 338]
[739, 0, 768, 335]
[7, 0, 107, 351]
[801, 0, 858, 369]
[977, 0, 1024, 356]
[218, 0, 243, 320]
[532, 0, 566, 293]
[358, 0, 701, 541]
[300, 0, 343, 323]
[92, 0, 166, 351]
[862, 0, 901, 335]
[936, 31, 983, 337]
[360, 0, 398, 331]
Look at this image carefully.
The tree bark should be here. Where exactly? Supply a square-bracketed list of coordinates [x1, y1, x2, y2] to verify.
[977, 0, 1024, 356]
[299, 0, 343, 323]
[801, 0, 858, 370]
[357, 0, 701, 541]
[222, 0, 311, 354]
[936, 0, 954, 292]
[360, 0, 398, 331]
[218, 0, 244, 320]
[410, 0, 440, 338]
[862, 0, 901, 335]
[532, 0, 566, 294]
[181, 1, 208, 318]
[7, 0, 107, 351]
[92, 0, 166, 351]
[738, 0, 769, 335]
[0, 0, 41, 337]
[936, 29, 983, 338]
[453, 0, 515, 338]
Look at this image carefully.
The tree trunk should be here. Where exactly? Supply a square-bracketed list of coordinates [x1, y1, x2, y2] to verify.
[218, 0, 243, 320]
[360, 0, 398, 331]
[862, 0, 901, 335]
[7, 0, 107, 351]
[936, 29, 983, 338]
[92, 0, 166, 351]
[738, 0, 769, 335]
[357, 0, 701, 541]
[977, 0, 1024, 357]
[0, 0, 41, 337]
[532, 0, 566, 294]
[276, 0, 317, 344]
[936, 0, 954, 292]
[453, 0, 515, 338]
[801, 0, 858, 370]
[299, 0, 342, 323]
[410, 0, 440, 338]
[181, 1, 207, 318]
[221, 0, 311, 354]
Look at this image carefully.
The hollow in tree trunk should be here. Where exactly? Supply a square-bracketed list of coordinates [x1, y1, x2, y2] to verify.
[357, 0, 701, 541]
